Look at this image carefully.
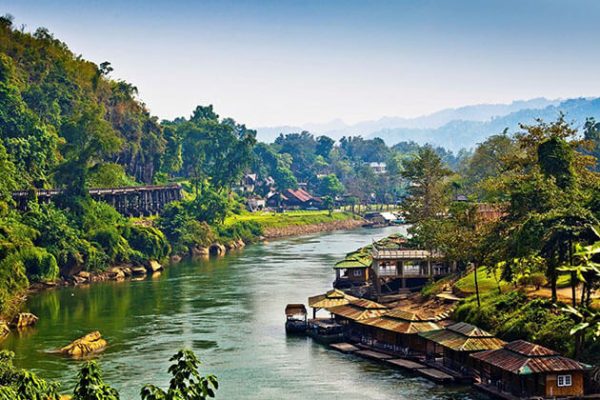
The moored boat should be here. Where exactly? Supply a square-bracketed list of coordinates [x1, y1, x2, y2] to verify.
[285, 304, 308, 334]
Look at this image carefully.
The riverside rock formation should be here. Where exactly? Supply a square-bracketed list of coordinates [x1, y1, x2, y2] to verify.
[60, 331, 107, 357]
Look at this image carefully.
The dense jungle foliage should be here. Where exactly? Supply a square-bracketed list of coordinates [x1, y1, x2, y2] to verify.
[0, 15, 471, 318]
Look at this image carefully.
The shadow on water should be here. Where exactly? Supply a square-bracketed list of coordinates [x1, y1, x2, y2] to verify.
[1, 226, 490, 399]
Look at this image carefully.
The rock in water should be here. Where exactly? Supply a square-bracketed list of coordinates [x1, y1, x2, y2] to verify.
[0, 321, 9, 341]
[60, 331, 107, 357]
[11, 312, 39, 328]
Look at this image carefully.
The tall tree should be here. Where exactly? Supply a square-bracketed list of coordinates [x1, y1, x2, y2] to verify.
[401, 146, 452, 223]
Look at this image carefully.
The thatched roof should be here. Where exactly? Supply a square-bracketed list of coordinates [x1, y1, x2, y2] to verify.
[328, 299, 388, 321]
[357, 308, 441, 334]
[308, 289, 358, 309]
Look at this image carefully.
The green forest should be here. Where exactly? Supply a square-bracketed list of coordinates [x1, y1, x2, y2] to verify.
[1, 13, 600, 399]
[0, 14, 470, 319]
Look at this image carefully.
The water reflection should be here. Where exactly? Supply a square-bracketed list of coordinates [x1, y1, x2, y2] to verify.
[2, 226, 488, 399]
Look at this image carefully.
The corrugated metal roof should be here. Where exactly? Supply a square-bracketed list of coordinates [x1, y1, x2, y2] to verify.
[504, 340, 557, 356]
[308, 289, 358, 309]
[446, 322, 494, 338]
[418, 323, 506, 352]
[471, 341, 589, 375]
[329, 299, 388, 321]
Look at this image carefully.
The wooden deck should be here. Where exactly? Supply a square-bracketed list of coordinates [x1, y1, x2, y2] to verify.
[417, 368, 455, 383]
[354, 349, 393, 361]
[329, 343, 359, 353]
[386, 358, 426, 370]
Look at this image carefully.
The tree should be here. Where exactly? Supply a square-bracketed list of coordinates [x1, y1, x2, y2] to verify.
[318, 174, 344, 197]
[401, 146, 452, 223]
[316, 135, 334, 160]
[141, 350, 218, 400]
[55, 104, 122, 199]
[322, 196, 334, 216]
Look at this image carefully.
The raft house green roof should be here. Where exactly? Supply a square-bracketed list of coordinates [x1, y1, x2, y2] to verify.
[333, 233, 410, 269]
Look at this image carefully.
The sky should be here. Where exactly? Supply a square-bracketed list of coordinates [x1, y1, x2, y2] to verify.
[2, 0, 600, 127]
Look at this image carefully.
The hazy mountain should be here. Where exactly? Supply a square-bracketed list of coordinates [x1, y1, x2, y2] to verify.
[255, 98, 559, 143]
[371, 97, 600, 151]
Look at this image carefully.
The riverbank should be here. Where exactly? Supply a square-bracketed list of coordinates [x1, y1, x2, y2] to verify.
[4, 226, 461, 400]
[263, 217, 364, 239]
[0, 210, 365, 335]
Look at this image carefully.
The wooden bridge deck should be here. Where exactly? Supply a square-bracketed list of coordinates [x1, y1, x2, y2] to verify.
[12, 184, 182, 216]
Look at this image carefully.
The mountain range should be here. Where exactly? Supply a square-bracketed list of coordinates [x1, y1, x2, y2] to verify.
[255, 97, 600, 151]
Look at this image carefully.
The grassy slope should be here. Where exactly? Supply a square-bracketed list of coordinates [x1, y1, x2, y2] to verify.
[223, 210, 358, 229]
[454, 269, 509, 295]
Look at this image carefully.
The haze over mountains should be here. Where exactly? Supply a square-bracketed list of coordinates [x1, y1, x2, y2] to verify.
[256, 97, 600, 151]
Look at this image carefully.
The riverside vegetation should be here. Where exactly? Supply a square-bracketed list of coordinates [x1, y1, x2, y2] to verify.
[1, 12, 600, 397]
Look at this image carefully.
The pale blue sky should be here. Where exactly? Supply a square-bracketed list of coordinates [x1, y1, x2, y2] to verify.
[2, 0, 600, 126]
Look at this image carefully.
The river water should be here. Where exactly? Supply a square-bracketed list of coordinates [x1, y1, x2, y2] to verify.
[2, 226, 488, 399]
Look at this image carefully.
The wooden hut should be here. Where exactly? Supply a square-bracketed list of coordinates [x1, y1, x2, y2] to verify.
[355, 309, 442, 355]
[328, 299, 388, 341]
[333, 252, 372, 289]
[308, 289, 358, 319]
[470, 340, 589, 399]
[418, 322, 506, 376]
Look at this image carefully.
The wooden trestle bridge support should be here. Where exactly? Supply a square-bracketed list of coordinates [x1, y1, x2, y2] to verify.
[12, 184, 183, 216]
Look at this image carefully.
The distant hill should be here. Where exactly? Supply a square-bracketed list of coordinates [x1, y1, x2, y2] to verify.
[255, 98, 560, 144]
[256, 97, 600, 151]
[370, 98, 600, 151]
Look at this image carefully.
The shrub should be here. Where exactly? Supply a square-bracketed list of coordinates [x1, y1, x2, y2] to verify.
[0, 350, 60, 400]
[158, 202, 215, 254]
[0, 253, 29, 317]
[217, 221, 263, 242]
[124, 225, 170, 260]
[89, 227, 131, 264]
[18, 247, 59, 282]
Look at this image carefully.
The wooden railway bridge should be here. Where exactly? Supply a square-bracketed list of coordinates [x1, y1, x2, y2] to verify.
[12, 184, 183, 216]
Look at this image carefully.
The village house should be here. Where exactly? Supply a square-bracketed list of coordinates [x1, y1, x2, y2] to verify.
[418, 322, 506, 378]
[333, 251, 372, 289]
[470, 340, 589, 399]
[266, 188, 322, 210]
[354, 309, 442, 356]
[371, 243, 456, 295]
[368, 162, 387, 174]
[246, 196, 265, 212]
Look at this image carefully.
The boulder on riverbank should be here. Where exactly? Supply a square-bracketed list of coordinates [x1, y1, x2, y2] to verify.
[60, 331, 107, 357]
[146, 260, 163, 273]
[11, 312, 38, 329]
[107, 267, 126, 280]
[192, 246, 209, 258]
[131, 266, 147, 276]
[209, 243, 226, 256]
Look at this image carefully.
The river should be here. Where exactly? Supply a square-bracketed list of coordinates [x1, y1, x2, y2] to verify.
[2, 226, 488, 399]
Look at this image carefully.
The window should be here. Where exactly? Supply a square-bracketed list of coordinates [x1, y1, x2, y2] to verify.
[353, 269, 362, 277]
[557, 374, 572, 387]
